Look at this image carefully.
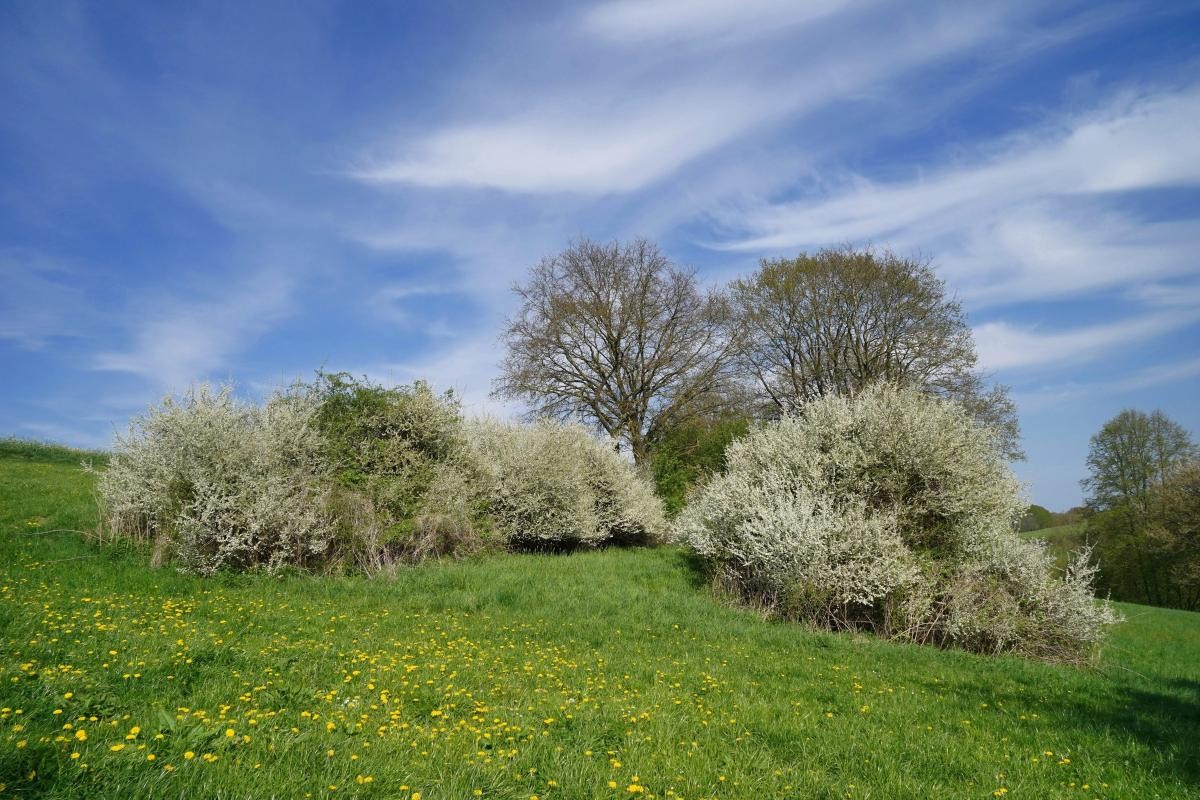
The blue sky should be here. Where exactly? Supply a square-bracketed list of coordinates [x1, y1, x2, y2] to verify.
[2, 1, 1199, 510]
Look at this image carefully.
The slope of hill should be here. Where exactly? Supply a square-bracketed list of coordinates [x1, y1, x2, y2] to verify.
[1020, 523, 1090, 570]
[2, 451, 1197, 798]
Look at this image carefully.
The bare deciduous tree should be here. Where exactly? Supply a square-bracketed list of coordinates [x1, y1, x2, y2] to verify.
[727, 246, 1022, 459]
[493, 238, 734, 464]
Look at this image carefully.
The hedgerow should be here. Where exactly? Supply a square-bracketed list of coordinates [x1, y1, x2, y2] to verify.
[96, 376, 664, 574]
[672, 384, 1118, 664]
[463, 419, 665, 549]
[96, 383, 341, 575]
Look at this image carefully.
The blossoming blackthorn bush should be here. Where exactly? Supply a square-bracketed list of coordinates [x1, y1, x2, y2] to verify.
[97, 383, 339, 575]
[463, 419, 665, 549]
[97, 376, 664, 574]
[672, 384, 1118, 664]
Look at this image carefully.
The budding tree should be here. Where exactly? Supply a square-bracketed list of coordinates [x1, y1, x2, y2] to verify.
[727, 246, 1022, 459]
[494, 238, 734, 464]
[1082, 409, 1196, 511]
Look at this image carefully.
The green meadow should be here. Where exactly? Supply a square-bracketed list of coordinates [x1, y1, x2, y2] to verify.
[2, 443, 1197, 799]
[1020, 524, 1090, 571]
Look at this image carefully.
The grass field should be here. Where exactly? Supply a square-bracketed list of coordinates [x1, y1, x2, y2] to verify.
[2, 444, 1198, 799]
[1019, 524, 1090, 570]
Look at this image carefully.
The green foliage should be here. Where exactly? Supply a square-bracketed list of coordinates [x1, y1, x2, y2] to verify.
[310, 371, 466, 532]
[649, 415, 749, 515]
[1080, 409, 1198, 611]
[1091, 460, 1200, 610]
[1082, 408, 1195, 511]
[2, 452, 1198, 799]
[1146, 460, 1200, 609]
[1018, 504, 1055, 532]
[1051, 506, 1092, 527]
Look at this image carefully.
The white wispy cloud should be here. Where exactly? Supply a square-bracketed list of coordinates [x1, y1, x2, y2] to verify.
[974, 310, 1200, 372]
[715, 83, 1200, 304]
[0, 253, 89, 348]
[720, 84, 1200, 250]
[368, 284, 456, 329]
[582, 0, 859, 45]
[1129, 280, 1200, 309]
[1015, 356, 1200, 411]
[935, 206, 1199, 306]
[351, 4, 1017, 195]
[352, 84, 783, 194]
[93, 269, 296, 393]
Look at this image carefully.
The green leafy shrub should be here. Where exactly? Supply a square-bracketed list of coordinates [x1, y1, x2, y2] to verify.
[465, 419, 665, 550]
[672, 384, 1118, 664]
[649, 415, 749, 516]
[1091, 460, 1200, 610]
[309, 372, 480, 551]
[1019, 504, 1054, 532]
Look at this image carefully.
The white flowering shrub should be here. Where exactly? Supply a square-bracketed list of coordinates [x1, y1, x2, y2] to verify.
[98, 384, 342, 575]
[465, 419, 665, 549]
[673, 384, 1119, 664]
[97, 377, 665, 573]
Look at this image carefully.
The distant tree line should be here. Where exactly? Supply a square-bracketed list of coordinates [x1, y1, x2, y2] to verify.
[1019, 504, 1092, 533]
[1081, 409, 1198, 610]
[494, 238, 1021, 509]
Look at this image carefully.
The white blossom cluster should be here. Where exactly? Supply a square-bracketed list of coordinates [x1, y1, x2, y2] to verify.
[96, 383, 666, 574]
[464, 419, 665, 549]
[96, 384, 339, 575]
[672, 384, 1119, 663]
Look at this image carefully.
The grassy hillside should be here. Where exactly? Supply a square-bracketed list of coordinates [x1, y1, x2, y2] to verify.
[0, 437, 108, 467]
[1, 454, 1198, 799]
[1020, 523, 1090, 570]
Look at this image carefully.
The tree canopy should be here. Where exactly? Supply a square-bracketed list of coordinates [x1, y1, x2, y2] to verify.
[1082, 409, 1196, 511]
[727, 247, 1021, 459]
[493, 238, 735, 463]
